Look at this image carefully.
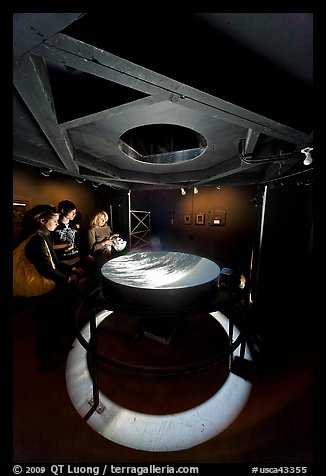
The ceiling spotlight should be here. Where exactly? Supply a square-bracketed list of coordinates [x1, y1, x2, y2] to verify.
[301, 147, 313, 166]
[193, 187, 198, 194]
[41, 168, 52, 177]
[216, 185, 222, 190]
[75, 178, 85, 184]
[180, 188, 186, 195]
[92, 182, 100, 188]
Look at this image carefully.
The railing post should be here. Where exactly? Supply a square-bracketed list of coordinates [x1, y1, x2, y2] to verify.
[89, 304, 99, 410]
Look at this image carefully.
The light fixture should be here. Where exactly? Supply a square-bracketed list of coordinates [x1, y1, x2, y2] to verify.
[216, 185, 222, 190]
[193, 187, 198, 194]
[92, 182, 100, 188]
[301, 147, 313, 166]
[41, 168, 52, 177]
[75, 178, 85, 184]
[180, 188, 186, 195]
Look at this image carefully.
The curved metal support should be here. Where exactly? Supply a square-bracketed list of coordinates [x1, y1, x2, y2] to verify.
[73, 281, 250, 412]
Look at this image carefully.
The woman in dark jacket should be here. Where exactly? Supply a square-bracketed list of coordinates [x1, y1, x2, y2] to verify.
[51, 199, 93, 271]
[20, 205, 78, 371]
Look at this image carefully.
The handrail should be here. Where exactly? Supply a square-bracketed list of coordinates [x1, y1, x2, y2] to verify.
[73, 279, 250, 411]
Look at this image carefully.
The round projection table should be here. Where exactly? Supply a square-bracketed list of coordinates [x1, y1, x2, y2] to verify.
[68, 252, 252, 451]
[101, 251, 221, 311]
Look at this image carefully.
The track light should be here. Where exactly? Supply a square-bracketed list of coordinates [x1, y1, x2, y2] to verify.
[92, 182, 100, 188]
[180, 188, 186, 195]
[193, 187, 198, 194]
[216, 185, 222, 190]
[41, 168, 52, 177]
[301, 147, 313, 166]
[75, 178, 85, 183]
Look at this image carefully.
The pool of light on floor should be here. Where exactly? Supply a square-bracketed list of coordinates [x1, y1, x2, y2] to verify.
[66, 310, 252, 452]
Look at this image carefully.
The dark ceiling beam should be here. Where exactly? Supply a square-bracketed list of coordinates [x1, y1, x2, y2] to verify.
[31, 33, 310, 146]
[76, 148, 255, 187]
[13, 139, 91, 184]
[13, 13, 86, 60]
[13, 53, 79, 173]
[13, 141, 130, 190]
[75, 151, 195, 188]
[264, 159, 296, 182]
[13, 136, 64, 169]
[60, 96, 161, 130]
[75, 149, 123, 178]
[74, 151, 175, 188]
[244, 129, 260, 155]
[191, 158, 258, 186]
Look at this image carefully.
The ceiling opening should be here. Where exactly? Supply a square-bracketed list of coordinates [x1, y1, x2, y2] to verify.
[119, 124, 207, 165]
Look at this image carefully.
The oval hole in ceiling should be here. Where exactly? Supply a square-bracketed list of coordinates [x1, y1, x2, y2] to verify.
[119, 124, 207, 165]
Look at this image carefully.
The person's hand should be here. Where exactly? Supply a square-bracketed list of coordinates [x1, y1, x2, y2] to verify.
[68, 274, 78, 284]
[105, 239, 113, 246]
[66, 242, 74, 251]
[72, 267, 85, 277]
[87, 254, 95, 263]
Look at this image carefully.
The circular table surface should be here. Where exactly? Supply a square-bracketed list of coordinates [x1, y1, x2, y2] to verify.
[101, 251, 220, 290]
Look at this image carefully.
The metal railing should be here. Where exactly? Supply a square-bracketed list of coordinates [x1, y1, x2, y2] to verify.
[129, 210, 150, 250]
[73, 281, 251, 416]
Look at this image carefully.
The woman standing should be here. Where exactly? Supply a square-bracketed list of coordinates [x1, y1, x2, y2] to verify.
[14, 205, 78, 371]
[52, 199, 94, 271]
[51, 200, 81, 266]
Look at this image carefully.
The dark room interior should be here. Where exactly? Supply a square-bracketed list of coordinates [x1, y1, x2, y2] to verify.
[11, 12, 313, 470]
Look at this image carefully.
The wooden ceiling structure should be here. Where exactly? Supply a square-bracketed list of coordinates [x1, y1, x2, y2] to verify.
[13, 12, 313, 190]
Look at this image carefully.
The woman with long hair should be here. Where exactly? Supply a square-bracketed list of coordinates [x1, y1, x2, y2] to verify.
[87, 210, 114, 255]
[14, 204, 78, 371]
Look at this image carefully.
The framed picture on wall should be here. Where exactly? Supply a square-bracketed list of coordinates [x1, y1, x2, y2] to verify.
[183, 214, 192, 225]
[13, 200, 30, 224]
[195, 213, 205, 225]
[208, 209, 226, 226]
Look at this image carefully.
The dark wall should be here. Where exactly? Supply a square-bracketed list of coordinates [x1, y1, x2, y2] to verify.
[132, 185, 257, 273]
[96, 187, 130, 237]
[13, 165, 133, 247]
[13, 164, 98, 245]
[256, 182, 313, 302]
[252, 181, 313, 351]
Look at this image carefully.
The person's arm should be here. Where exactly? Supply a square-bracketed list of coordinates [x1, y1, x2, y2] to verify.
[88, 227, 112, 253]
[25, 235, 72, 285]
[51, 227, 64, 245]
[50, 226, 75, 259]
[87, 227, 96, 253]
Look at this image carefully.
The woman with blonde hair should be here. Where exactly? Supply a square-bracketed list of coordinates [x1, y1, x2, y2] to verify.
[87, 210, 114, 256]
[87, 210, 117, 276]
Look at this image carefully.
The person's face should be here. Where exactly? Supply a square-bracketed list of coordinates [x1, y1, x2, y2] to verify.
[97, 215, 106, 227]
[66, 209, 77, 221]
[43, 213, 59, 231]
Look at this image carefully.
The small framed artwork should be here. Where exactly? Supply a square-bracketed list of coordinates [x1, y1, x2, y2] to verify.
[183, 214, 192, 225]
[208, 209, 226, 226]
[13, 200, 30, 223]
[195, 213, 205, 225]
